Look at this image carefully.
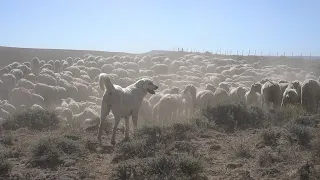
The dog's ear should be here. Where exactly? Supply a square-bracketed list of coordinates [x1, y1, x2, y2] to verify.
[136, 79, 146, 88]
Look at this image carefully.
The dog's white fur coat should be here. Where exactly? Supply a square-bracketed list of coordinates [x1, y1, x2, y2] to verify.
[97, 73, 158, 145]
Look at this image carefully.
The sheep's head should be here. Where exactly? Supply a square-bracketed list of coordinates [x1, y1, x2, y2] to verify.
[251, 83, 262, 93]
[136, 78, 158, 94]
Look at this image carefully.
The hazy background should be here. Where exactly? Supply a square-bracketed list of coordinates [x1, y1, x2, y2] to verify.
[1, 0, 319, 55]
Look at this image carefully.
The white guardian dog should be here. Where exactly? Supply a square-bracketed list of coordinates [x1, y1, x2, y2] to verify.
[97, 73, 158, 145]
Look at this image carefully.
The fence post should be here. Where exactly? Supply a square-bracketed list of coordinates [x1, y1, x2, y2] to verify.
[310, 52, 311, 60]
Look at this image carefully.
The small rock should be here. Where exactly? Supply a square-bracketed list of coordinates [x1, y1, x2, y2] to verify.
[226, 163, 243, 170]
[63, 159, 76, 167]
[209, 145, 221, 151]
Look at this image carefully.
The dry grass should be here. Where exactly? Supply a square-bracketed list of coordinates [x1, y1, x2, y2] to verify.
[0, 105, 319, 179]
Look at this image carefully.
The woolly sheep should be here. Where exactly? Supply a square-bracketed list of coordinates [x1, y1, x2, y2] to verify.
[205, 84, 216, 93]
[65, 66, 81, 77]
[39, 64, 54, 72]
[301, 79, 320, 113]
[212, 88, 230, 106]
[151, 64, 169, 75]
[25, 73, 36, 83]
[112, 68, 129, 78]
[16, 78, 34, 90]
[0, 108, 11, 119]
[286, 80, 302, 102]
[1, 101, 16, 115]
[218, 82, 230, 92]
[196, 90, 215, 110]
[36, 73, 57, 86]
[9, 87, 33, 108]
[87, 67, 101, 79]
[245, 83, 262, 106]
[281, 88, 299, 107]
[229, 86, 247, 103]
[16, 64, 31, 75]
[183, 84, 197, 118]
[10, 69, 24, 81]
[1, 73, 16, 89]
[30, 104, 44, 111]
[261, 81, 282, 110]
[0, 67, 10, 77]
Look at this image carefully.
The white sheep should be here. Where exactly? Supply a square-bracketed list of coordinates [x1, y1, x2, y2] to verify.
[301, 79, 320, 113]
[261, 81, 282, 110]
[245, 83, 262, 106]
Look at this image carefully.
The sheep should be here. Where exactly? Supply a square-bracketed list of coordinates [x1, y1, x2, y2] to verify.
[31, 57, 41, 74]
[1, 74, 17, 100]
[36, 73, 57, 86]
[261, 81, 282, 110]
[281, 88, 299, 107]
[0, 101, 16, 116]
[229, 86, 247, 103]
[212, 88, 230, 106]
[10, 69, 24, 81]
[154, 94, 183, 125]
[301, 79, 320, 113]
[245, 83, 262, 106]
[34, 83, 59, 109]
[0, 108, 11, 119]
[205, 84, 216, 93]
[30, 104, 44, 111]
[196, 90, 215, 110]
[151, 64, 169, 75]
[16, 78, 35, 90]
[149, 94, 163, 107]
[25, 73, 36, 83]
[183, 84, 197, 118]
[286, 80, 302, 102]
[138, 98, 153, 126]
[218, 82, 230, 92]
[65, 66, 81, 77]
[16, 64, 32, 75]
[9, 87, 33, 108]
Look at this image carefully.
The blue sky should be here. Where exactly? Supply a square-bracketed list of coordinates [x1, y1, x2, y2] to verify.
[0, 0, 319, 55]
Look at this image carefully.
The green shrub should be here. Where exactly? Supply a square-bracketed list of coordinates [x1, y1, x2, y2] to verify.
[29, 135, 85, 168]
[259, 128, 278, 147]
[231, 141, 253, 158]
[0, 148, 12, 177]
[287, 124, 313, 147]
[111, 154, 205, 180]
[2, 109, 60, 131]
[202, 103, 267, 132]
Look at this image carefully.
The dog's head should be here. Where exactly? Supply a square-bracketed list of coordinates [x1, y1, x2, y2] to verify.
[136, 78, 158, 94]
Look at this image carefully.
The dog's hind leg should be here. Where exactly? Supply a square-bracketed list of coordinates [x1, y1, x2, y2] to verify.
[111, 116, 121, 145]
[97, 103, 111, 145]
[124, 116, 130, 141]
[132, 114, 138, 130]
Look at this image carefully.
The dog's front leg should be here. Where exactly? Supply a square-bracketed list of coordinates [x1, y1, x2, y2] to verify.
[97, 103, 111, 145]
[111, 116, 121, 145]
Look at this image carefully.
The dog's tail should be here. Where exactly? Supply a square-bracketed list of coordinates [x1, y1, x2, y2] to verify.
[99, 73, 115, 91]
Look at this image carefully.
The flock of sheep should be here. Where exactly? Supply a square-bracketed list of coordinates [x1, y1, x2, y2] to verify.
[0, 53, 319, 141]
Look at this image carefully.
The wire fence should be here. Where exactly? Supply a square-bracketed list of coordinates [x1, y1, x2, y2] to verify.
[170, 47, 319, 60]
